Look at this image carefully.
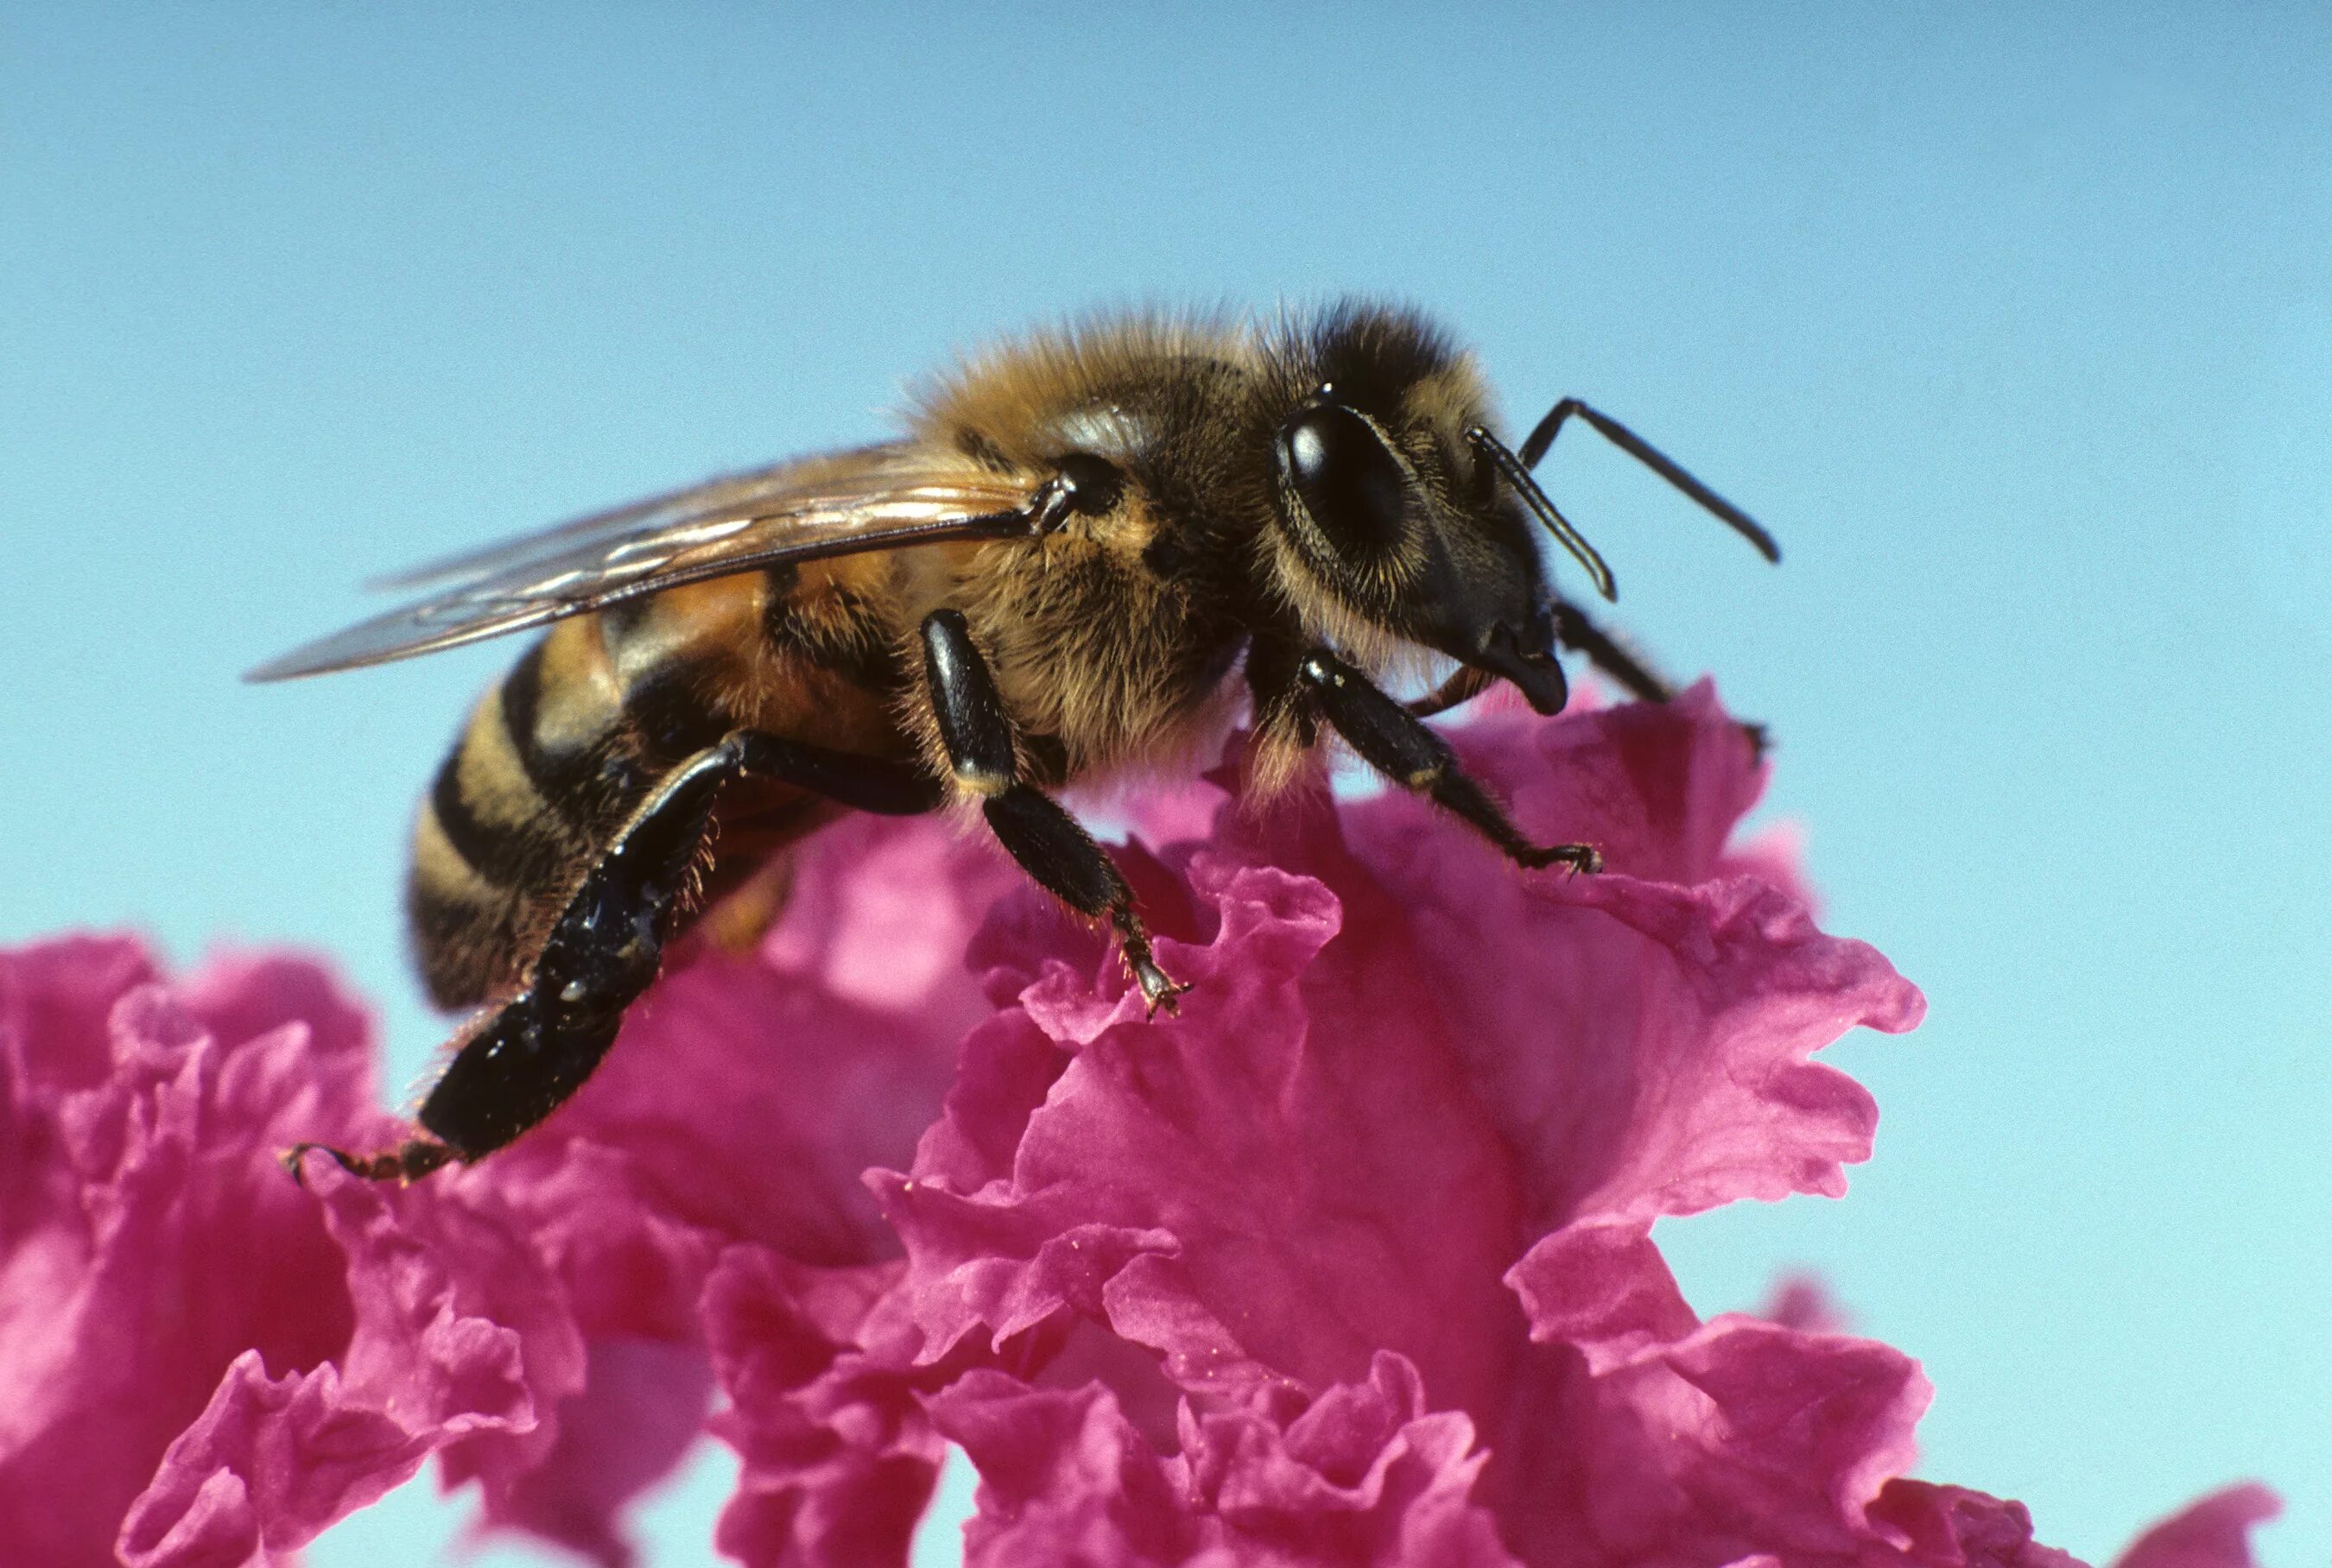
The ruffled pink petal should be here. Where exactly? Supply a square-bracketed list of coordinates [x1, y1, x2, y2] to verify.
[466, 1337, 717, 1568]
[0, 934, 599, 1567]
[7, 686, 2269, 1568]
[1499, 1212, 1929, 1567]
[1502, 1218, 1699, 1374]
[875, 847, 1525, 1423]
[876, 693, 1917, 1464]
[1503, 1228, 2142, 1568]
[928, 1352, 1518, 1568]
[1185, 1351, 1518, 1567]
[704, 1244, 945, 1568]
[0, 936, 383, 1566]
[1350, 687, 1923, 1234]
[2110, 1485, 2281, 1568]
[121, 1164, 586, 1565]
[1866, 1483, 2085, 1568]
[0, 931, 160, 1094]
[923, 1371, 1195, 1567]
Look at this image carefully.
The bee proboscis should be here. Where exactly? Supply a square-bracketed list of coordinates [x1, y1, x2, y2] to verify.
[262, 302, 1778, 1182]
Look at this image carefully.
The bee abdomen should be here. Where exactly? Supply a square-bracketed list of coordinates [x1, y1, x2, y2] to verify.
[408, 611, 737, 1008]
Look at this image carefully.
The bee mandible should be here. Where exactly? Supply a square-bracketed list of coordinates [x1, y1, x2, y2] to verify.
[258, 302, 1778, 1183]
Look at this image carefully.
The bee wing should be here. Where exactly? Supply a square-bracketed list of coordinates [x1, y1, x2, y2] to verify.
[247, 446, 1042, 681]
[363, 443, 910, 593]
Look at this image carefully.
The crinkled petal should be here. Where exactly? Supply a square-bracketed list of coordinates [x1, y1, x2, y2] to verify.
[1501, 1225, 2102, 1568]
[876, 848, 1525, 1426]
[925, 1371, 1195, 1568]
[878, 692, 1921, 1503]
[1502, 1218, 1698, 1374]
[1866, 1483, 2085, 1568]
[466, 1337, 717, 1568]
[1186, 1352, 1516, 1566]
[0, 933, 610, 1566]
[0, 937, 383, 1566]
[1350, 689, 1923, 1233]
[705, 1243, 945, 1568]
[2110, 1485, 2281, 1568]
[121, 1165, 585, 1565]
[928, 1351, 1517, 1568]
[1498, 1245, 1933, 1566]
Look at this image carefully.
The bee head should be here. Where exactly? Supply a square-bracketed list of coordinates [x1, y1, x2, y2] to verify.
[1264, 304, 1604, 716]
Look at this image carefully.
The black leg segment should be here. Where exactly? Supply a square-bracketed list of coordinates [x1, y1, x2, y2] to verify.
[920, 609, 1017, 794]
[415, 743, 732, 1159]
[1549, 599, 1769, 759]
[284, 731, 943, 1183]
[1549, 597, 1676, 707]
[727, 732, 945, 818]
[1298, 650, 1600, 874]
[921, 609, 1186, 1012]
[982, 785, 1184, 1010]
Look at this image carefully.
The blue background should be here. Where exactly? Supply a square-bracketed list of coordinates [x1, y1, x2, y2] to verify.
[3, 6, 2325, 1565]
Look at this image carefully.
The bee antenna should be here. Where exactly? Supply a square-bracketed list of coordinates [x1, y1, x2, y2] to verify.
[1467, 427, 1619, 603]
[1518, 399, 1781, 564]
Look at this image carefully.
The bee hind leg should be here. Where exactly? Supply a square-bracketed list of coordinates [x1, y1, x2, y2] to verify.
[920, 609, 1187, 1014]
[285, 733, 942, 1185]
[1296, 649, 1601, 874]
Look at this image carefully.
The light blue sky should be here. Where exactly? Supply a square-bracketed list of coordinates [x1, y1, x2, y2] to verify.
[3, 6, 2326, 1565]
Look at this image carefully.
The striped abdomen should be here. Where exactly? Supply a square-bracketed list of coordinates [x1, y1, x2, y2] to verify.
[407, 566, 904, 1008]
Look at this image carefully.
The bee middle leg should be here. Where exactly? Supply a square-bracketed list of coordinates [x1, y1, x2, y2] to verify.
[284, 733, 942, 1184]
[1549, 598, 1768, 760]
[1296, 649, 1601, 874]
[1549, 597, 1675, 706]
[920, 609, 1187, 1013]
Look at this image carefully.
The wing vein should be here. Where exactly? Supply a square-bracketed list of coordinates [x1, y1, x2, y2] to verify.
[249, 450, 1039, 681]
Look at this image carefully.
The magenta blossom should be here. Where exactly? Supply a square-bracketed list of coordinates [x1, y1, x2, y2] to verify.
[0, 936, 587, 1567]
[0, 687, 2278, 1567]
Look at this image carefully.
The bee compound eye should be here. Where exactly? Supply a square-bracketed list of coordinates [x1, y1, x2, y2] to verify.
[1052, 451, 1124, 515]
[1277, 403, 1410, 557]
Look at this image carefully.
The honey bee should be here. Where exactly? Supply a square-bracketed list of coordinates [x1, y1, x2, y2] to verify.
[262, 302, 1777, 1182]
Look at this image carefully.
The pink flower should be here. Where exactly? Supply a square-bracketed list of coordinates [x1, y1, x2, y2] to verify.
[0, 937, 586, 1566]
[2111, 1488, 2282, 1568]
[854, 686, 1960, 1567]
[0, 688, 2282, 1567]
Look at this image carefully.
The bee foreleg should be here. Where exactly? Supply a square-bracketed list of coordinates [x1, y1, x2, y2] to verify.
[1296, 650, 1601, 875]
[286, 733, 944, 1184]
[920, 609, 1188, 1014]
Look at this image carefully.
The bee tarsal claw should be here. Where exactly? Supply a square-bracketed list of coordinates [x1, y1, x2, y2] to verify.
[1134, 959, 1192, 1018]
[1521, 842, 1602, 876]
[280, 1137, 457, 1186]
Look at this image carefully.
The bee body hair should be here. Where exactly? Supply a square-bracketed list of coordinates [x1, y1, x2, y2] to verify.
[258, 301, 1775, 1176]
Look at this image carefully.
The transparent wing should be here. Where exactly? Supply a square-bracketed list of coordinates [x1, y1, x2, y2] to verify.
[363, 443, 907, 593]
[247, 446, 1041, 681]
